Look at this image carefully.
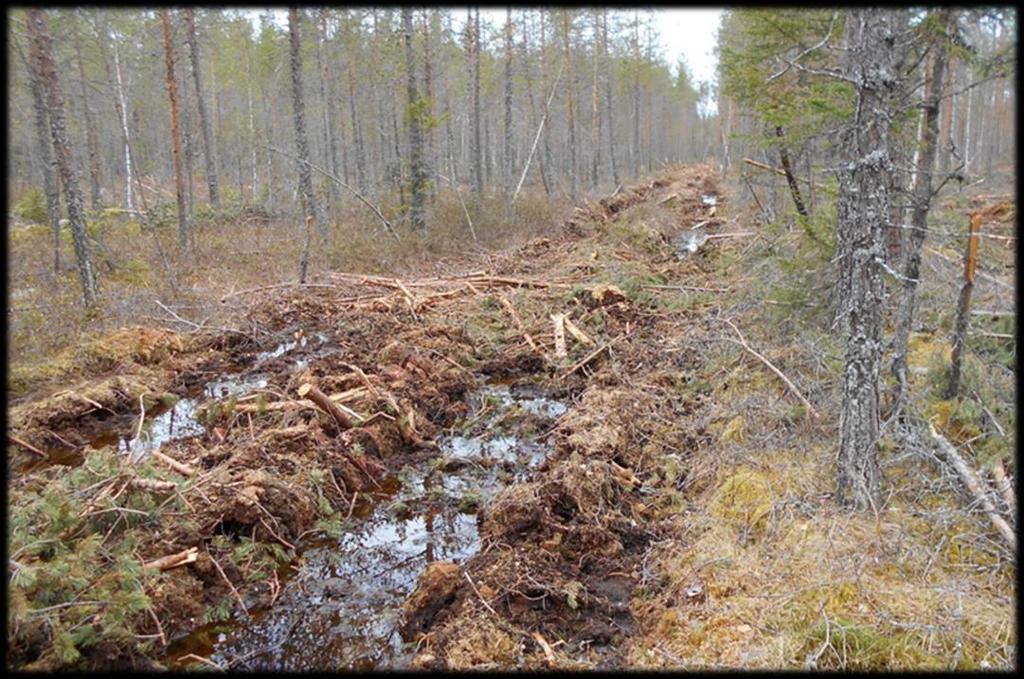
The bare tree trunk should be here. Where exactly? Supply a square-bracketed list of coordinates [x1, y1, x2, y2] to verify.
[632, 10, 641, 178]
[27, 8, 97, 307]
[601, 9, 619, 188]
[184, 8, 220, 207]
[287, 8, 326, 243]
[503, 8, 514, 211]
[471, 7, 483, 198]
[590, 10, 601, 189]
[112, 39, 133, 211]
[938, 56, 956, 174]
[562, 10, 577, 198]
[20, 36, 62, 274]
[316, 9, 340, 209]
[775, 126, 807, 217]
[73, 28, 102, 209]
[835, 8, 908, 511]
[402, 7, 427, 230]
[160, 9, 189, 253]
[947, 213, 980, 399]
[346, 57, 367, 192]
[891, 11, 952, 406]
[540, 11, 553, 196]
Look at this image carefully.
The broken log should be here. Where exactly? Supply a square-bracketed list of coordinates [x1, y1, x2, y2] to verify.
[551, 313, 567, 358]
[142, 546, 199, 571]
[129, 478, 178, 493]
[497, 294, 544, 358]
[152, 450, 195, 477]
[298, 383, 354, 430]
[563, 317, 594, 346]
[928, 421, 1015, 551]
[991, 459, 1016, 516]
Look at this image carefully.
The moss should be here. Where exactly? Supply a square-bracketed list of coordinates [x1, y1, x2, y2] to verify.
[709, 467, 774, 539]
[800, 617, 943, 670]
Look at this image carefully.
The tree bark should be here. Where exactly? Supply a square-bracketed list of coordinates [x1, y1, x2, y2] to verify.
[835, 9, 908, 510]
[946, 213, 980, 399]
[160, 9, 189, 253]
[21, 35, 62, 274]
[316, 9, 340, 208]
[288, 8, 326, 242]
[562, 10, 577, 198]
[184, 8, 220, 207]
[503, 8, 514, 210]
[590, 10, 601, 189]
[27, 8, 98, 307]
[73, 28, 103, 209]
[891, 11, 952, 406]
[471, 7, 483, 198]
[775, 126, 807, 218]
[402, 7, 427, 230]
[602, 9, 619, 188]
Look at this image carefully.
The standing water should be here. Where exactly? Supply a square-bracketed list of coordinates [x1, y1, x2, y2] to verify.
[162, 381, 568, 670]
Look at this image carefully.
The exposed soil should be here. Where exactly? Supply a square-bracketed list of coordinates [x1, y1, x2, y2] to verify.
[8, 164, 1013, 671]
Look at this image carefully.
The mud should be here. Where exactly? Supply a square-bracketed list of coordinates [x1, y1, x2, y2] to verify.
[160, 379, 567, 670]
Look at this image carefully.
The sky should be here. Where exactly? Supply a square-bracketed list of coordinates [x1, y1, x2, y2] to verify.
[245, 8, 722, 87]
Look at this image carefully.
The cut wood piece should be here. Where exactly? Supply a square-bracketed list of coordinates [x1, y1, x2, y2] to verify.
[551, 313, 567, 358]
[532, 632, 557, 667]
[563, 317, 594, 346]
[928, 421, 1016, 551]
[129, 477, 177, 493]
[991, 459, 1016, 516]
[497, 294, 544, 358]
[298, 383, 354, 430]
[152, 450, 195, 477]
[143, 546, 199, 571]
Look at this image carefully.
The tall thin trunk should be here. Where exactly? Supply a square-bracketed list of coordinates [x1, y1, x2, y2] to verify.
[111, 38, 132, 211]
[160, 9, 189, 252]
[402, 7, 427, 230]
[775, 126, 807, 217]
[21, 36, 62, 274]
[947, 213, 980, 399]
[632, 10, 641, 178]
[835, 8, 908, 510]
[601, 9, 619, 188]
[590, 10, 601, 188]
[891, 11, 951, 405]
[27, 8, 97, 307]
[73, 29, 102, 209]
[938, 56, 956, 173]
[184, 8, 220, 207]
[316, 9, 340, 208]
[288, 8, 326, 242]
[562, 10, 577, 198]
[472, 7, 483, 197]
[503, 8, 514, 210]
[521, 10, 549, 197]
[346, 55, 367, 192]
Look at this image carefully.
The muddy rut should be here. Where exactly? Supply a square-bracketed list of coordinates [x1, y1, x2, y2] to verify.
[7, 164, 728, 671]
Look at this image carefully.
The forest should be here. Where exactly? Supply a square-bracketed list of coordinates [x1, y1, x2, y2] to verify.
[5, 6, 1017, 671]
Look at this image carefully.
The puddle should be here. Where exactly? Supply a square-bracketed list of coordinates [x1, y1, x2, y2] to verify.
[19, 334, 334, 473]
[162, 378, 568, 670]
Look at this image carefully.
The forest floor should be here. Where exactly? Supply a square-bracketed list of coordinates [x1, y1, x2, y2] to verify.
[6, 164, 1016, 671]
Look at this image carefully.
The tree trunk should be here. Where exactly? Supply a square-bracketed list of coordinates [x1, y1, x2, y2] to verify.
[632, 10, 641, 178]
[21, 35, 62, 274]
[471, 7, 483, 198]
[160, 9, 189, 253]
[835, 8, 908, 511]
[946, 213, 980, 399]
[562, 10, 577, 198]
[316, 10, 340, 209]
[346, 55, 367, 193]
[602, 9, 619, 188]
[890, 11, 952, 405]
[73, 29, 102, 209]
[775, 126, 807, 218]
[184, 8, 220, 207]
[402, 7, 427, 230]
[27, 8, 97, 307]
[540, 11, 553, 197]
[288, 8, 326, 242]
[938, 56, 956, 173]
[590, 10, 601, 189]
[503, 8, 514, 211]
